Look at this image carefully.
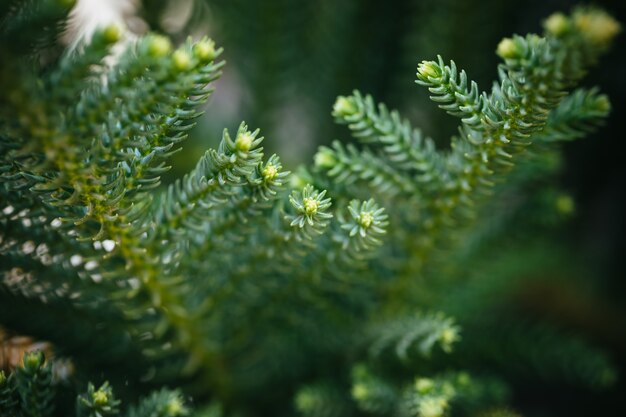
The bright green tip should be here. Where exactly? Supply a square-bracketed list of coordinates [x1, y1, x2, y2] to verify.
[93, 389, 109, 406]
[574, 9, 621, 46]
[496, 38, 519, 59]
[313, 149, 336, 169]
[357, 211, 374, 228]
[440, 328, 459, 348]
[103, 24, 123, 43]
[147, 35, 172, 57]
[544, 12, 570, 36]
[23, 351, 44, 369]
[351, 383, 369, 401]
[333, 96, 357, 117]
[303, 197, 319, 216]
[166, 398, 185, 416]
[417, 60, 440, 79]
[456, 372, 471, 386]
[193, 39, 217, 62]
[262, 164, 278, 181]
[419, 397, 448, 417]
[172, 50, 193, 71]
[415, 378, 434, 394]
[295, 391, 316, 411]
[289, 174, 308, 190]
[555, 194, 575, 215]
[235, 132, 254, 152]
[595, 95, 611, 113]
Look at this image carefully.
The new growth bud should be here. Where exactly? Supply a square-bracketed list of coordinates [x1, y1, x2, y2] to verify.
[496, 38, 519, 59]
[147, 35, 172, 57]
[165, 398, 186, 416]
[303, 197, 320, 216]
[544, 12, 570, 36]
[357, 211, 374, 229]
[419, 397, 448, 417]
[193, 38, 217, 62]
[314, 148, 336, 169]
[415, 378, 435, 394]
[574, 8, 621, 46]
[262, 164, 278, 181]
[417, 61, 440, 79]
[172, 50, 192, 71]
[102, 24, 123, 43]
[235, 131, 254, 152]
[333, 96, 357, 117]
[92, 389, 109, 406]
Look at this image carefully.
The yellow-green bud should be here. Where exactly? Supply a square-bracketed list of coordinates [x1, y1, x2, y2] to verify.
[103, 24, 123, 43]
[555, 194, 575, 215]
[544, 13, 570, 36]
[595, 95, 611, 113]
[289, 174, 308, 190]
[351, 383, 369, 401]
[303, 197, 319, 215]
[24, 351, 44, 369]
[166, 398, 185, 416]
[358, 211, 374, 228]
[441, 382, 455, 397]
[417, 61, 440, 79]
[193, 39, 217, 62]
[333, 96, 357, 117]
[0, 370, 6, 385]
[457, 372, 471, 386]
[172, 49, 192, 71]
[415, 378, 434, 394]
[295, 391, 316, 411]
[314, 149, 336, 168]
[574, 9, 621, 46]
[235, 131, 254, 152]
[147, 35, 172, 57]
[262, 164, 278, 181]
[496, 38, 518, 59]
[419, 397, 447, 417]
[93, 389, 108, 406]
[440, 328, 459, 348]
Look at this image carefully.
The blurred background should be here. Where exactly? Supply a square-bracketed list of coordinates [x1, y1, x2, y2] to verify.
[66, 0, 626, 415]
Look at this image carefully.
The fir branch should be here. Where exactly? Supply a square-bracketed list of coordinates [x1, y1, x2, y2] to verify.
[76, 382, 120, 417]
[286, 184, 333, 241]
[333, 199, 388, 264]
[156, 123, 264, 239]
[401, 372, 509, 417]
[368, 312, 460, 361]
[126, 389, 188, 417]
[315, 141, 415, 197]
[47, 24, 122, 106]
[350, 365, 398, 415]
[533, 87, 611, 143]
[0, 370, 21, 417]
[15, 351, 55, 417]
[295, 383, 354, 417]
[331, 91, 442, 182]
[0, 0, 74, 53]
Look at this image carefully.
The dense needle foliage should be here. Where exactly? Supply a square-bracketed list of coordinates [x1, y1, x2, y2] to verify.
[0, 2, 622, 417]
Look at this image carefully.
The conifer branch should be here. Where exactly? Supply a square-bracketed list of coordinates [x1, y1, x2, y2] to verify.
[315, 141, 416, 197]
[368, 312, 460, 361]
[533, 88, 611, 142]
[331, 92, 442, 182]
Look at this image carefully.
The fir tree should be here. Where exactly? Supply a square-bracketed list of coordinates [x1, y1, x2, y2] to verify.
[0, 2, 621, 417]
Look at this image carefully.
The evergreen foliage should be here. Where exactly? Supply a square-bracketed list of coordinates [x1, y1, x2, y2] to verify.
[0, 2, 622, 417]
